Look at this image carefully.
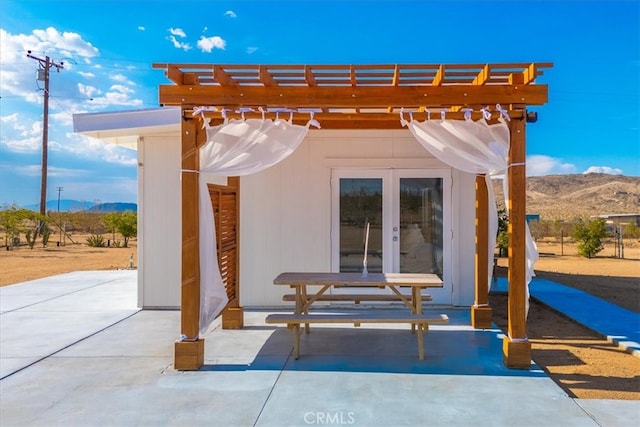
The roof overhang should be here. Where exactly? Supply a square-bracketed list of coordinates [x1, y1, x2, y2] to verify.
[72, 107, 181, 149]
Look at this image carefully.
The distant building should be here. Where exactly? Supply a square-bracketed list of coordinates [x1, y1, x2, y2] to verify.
[526, 214, 540, 223]
[592, 214, 640, 227]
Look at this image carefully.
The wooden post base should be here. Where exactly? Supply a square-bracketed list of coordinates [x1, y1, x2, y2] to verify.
[174, 339, 205, 370]
[222, 306, 244, 329]
[502, 337, 532, 369]
[471, 305, 493, 329]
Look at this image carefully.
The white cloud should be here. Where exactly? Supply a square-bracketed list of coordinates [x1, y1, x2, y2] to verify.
[138, 26, 146, 31]
[65, 178, 137, 204]
[526, 155, 578, 176]
[0, 114, 42, 152]
[110, 84, 134, 94]
[169, 27, 187, 38]
[2, 113, 41, 137]
[31, 27, 99, 58]
[110, 74, 135, 85]
[21, 120, 43, 138]
[0, 27, 98, 101]
[1, 135, 41, 153]
[0, 26, 143, 206]
[46, 166, 91, 178]
[50, 111, 75, 127]
[167, 35, 191, 51]
[60, 133, 137, 166]
[246, 47, 258, 54]
[78, 83, 100, 98]
[225, 10, 237, 18]
[89, 91, 143, 107]
[197, 36, 226, 53]
[583, 166, 623, 175]
[0, 113, 19, 124]
[13, 164, 43, 177]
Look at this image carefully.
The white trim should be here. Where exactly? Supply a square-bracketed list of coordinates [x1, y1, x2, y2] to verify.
[324, 158, 447, 169]
[330, 167, 453, 302]
[72, 108, 181, 149]
[331, 169, 392, 275]
[137, 136, 145, 308]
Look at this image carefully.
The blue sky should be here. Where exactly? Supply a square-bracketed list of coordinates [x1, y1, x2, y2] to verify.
[1, 0, 638, 207]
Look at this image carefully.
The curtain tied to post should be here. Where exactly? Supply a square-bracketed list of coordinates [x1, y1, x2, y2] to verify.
[196, 112, 319, 336]
[400, 108, 538, 314]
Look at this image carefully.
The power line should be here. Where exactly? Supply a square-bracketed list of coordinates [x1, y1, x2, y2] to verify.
[27, 51, 64, 216]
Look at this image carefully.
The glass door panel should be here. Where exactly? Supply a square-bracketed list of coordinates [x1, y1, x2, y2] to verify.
[339, 178, 383, 273]
[398, 178, 443, 275]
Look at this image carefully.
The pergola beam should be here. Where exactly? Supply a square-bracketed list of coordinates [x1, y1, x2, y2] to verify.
[158, 84, 548, 109]
[186, 110, 526, 130]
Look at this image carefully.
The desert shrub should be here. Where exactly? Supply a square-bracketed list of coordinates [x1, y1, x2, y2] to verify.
[41, 223, 51, 247]
[624, 222, 640, 239]
[572, 218, 607, 258]
[70, 211, 106, 234]
[496, 208, 509, 257]
[25, 229, 37, 249]
[86, 234, 106, 247]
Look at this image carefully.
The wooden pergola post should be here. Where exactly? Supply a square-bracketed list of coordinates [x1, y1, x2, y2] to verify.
[502, 110, 531, 368]
[471, 174, 492, 328]
[174, 114, 205, 370]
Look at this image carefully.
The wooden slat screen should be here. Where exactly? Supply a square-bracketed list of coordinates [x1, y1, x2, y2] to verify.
[208, 178, 239, 306]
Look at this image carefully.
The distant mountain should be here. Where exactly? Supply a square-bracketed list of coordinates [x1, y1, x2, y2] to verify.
[19, 200, 136, 213]
[88, 203, 137, 213]
[22, 199, 95, 212]
[493, 173, 640, 220]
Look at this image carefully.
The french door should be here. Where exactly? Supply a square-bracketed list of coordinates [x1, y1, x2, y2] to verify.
[331, 169, 451, 282]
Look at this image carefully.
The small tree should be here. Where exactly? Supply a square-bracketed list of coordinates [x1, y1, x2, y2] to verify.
[113, 211, 137, 248]
[0, 207, 45, 249]
[103, 212, 120, 245]
[0, 206, 28, 246]
[572, 218, 607, 258]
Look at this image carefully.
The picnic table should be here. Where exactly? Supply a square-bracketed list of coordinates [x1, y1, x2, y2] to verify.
[265, 272, 448, 359]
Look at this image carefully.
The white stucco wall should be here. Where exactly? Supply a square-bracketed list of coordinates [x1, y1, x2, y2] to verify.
[137, 134, 182, 308]
[75, 110, 479, 311]
[239, 129, 477, 308]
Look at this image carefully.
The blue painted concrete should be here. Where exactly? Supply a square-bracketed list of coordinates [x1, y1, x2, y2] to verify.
[492, 276, 640, 356]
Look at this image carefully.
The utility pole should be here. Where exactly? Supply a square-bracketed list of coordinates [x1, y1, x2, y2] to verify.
[27, 51, 64, 216]
[56, 186, 63, 212]
[57, 186, 64, 246]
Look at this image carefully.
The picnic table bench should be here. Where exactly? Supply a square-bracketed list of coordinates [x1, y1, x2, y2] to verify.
[265, 311, 449, 360]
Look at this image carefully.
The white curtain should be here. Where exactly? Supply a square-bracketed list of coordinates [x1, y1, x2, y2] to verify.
[195, 115, 317, 336]
[401, 111, 538, 312]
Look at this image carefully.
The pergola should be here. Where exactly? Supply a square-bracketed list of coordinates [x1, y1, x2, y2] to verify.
[152, 62, 552, 370]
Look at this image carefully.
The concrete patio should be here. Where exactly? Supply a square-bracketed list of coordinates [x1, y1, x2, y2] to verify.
[1, 270, 638, 426]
